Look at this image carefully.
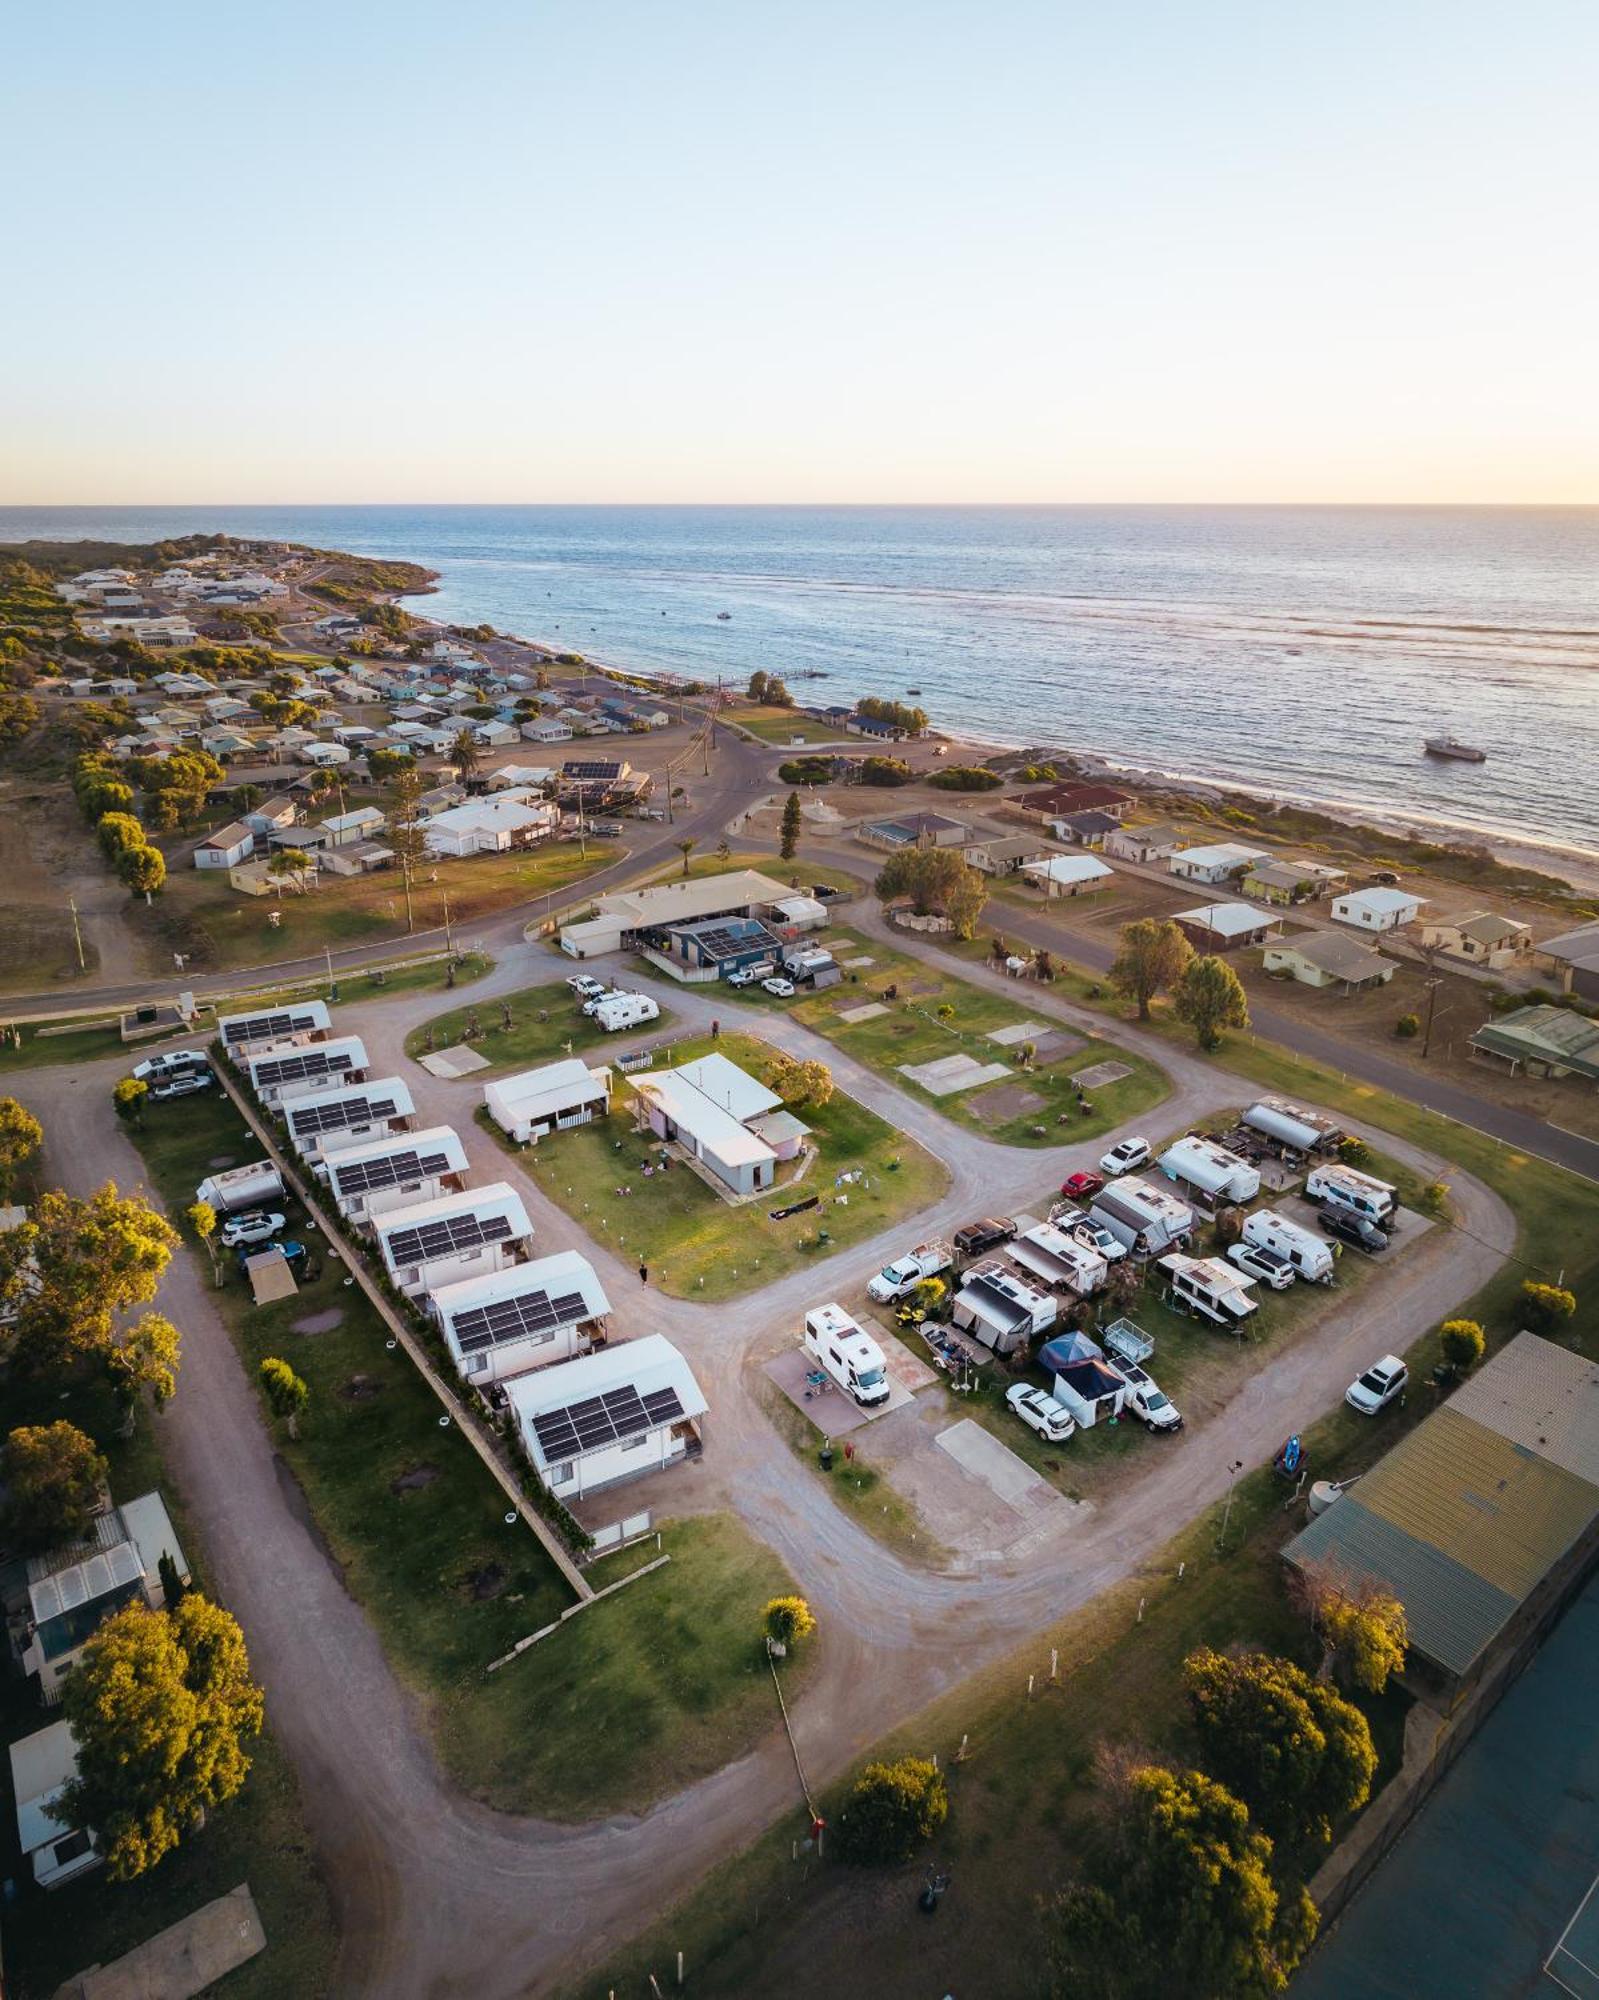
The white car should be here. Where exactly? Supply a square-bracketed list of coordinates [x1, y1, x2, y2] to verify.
[1006, 1382, 1076, 1443]
[566, 973, 605, 1001]
[1068, 1217, 1127, 1263]
[761, 976, 796, 998]
[1118, 1363, 1183, 1433]
[1226, 1241, 1296, 1291]
[1345, 1355, 1408, 1416]
[220, 1209, 287, 1249]
[1099, 1135, 1151, 1176]
[150, 1070, 214, 1100]
[132, 1049, 208, 1081]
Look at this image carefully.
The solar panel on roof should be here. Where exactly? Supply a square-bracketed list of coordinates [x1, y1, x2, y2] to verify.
[452, 1288, 590, 1354]
[562, 760, 622, 779]
[530, 1381, 684, 1461]
[332, 1148, 450, 1196]
[224, 1008, 320, 1045]
[384, 1209, 515, 1267]
[253, 1048, 354, 1089]
[289, 1093, 398, 1137]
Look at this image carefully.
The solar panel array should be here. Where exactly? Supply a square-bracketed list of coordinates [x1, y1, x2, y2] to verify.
[253, 1048, 354, 1090]
[224, 1008, 321, 1046]
[289, 1092, 399, 1138]
[452, 1285, 591, 1355]
[532, 1383, 685, 1462]
[332, 1147, 452, 1197]
[562, 760, 622, 779]
[384, 1208, 514, 1267]
[682, 919, 776, 960]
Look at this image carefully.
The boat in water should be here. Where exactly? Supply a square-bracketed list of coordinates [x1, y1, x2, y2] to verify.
[716, 611, 732, 621]
[906, 686, 922, 695]
[1424, 734, 1488, 763]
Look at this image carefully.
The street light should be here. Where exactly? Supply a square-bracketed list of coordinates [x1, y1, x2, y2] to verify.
[1217, 1459, 1246, 1552]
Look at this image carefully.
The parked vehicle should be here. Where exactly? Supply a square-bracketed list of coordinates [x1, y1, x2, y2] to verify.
[725, 965, 770, 988]
[590, 992, 661, 1033]
[1318, 1207, 1389, 1255]
[1102, 1317, 1155, 1369]
[1089, 1176, 1194, 1257]
[1157, 1252, 1259, 1327]
[1159, 1134, 1261, 1205]
[953, 1216, 1015, 1259]
[867, 1239, 953, 1304]
[1241, 1207, 1336, 1283]
[761, 976, 797, 998]
[804, 1303, 891, 1408]
[133, 1048, 208, 1082]
[1242, 1098, 1343, 1155]
[219, 1209, 287, 1249]
[1060, 1169, 1105, 1201]
[151, 1069, 215, 1100]
[235, 1238, 309, 1277]
[1117, 1363, 1183, 1432]
[581, 987, 628, 1015]
[1066, 1216, 1127, 1263]
[196, 1160, 285, 1214]
[1226, 1241, 1296, 1291]
[566, 973, 606, 1001]
[1306, 1161, 1397, 1223]
[1006, 1382, 1076, 1443]
[1099, 1135, 1151, 1177]
[1345, 1354, 1408, 1415]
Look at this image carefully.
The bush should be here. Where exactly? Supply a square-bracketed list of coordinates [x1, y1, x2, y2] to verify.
[1521, 1280, 1577, 1332]
[858, 756, 914, 787]
[1438, 1319, 1485, 1372]
[927, 765, 1002, 792]
[1336, 1134, 1373, 1170]
[1394, 1013, 1420, 1039]
[778, 756, 833, 786]
[763, 1596, 816, 1649]
[836, 1757, 948, 1863]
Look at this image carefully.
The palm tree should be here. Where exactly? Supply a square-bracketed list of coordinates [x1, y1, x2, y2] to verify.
[676, 838, 698, 879]
[451, 727, 481, 779]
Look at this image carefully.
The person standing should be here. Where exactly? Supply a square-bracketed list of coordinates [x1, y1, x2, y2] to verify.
[639, 1263, 649, 1285]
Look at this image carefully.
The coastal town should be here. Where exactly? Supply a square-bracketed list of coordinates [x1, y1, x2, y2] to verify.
[0, 532, 1596, 2000]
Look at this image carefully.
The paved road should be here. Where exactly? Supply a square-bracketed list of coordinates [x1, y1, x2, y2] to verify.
[14, 915, 1517, 1996]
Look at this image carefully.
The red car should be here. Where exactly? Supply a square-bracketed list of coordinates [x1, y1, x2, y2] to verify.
[1060, 1169, 1105, 1200]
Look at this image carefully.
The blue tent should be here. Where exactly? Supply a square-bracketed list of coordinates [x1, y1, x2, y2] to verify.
[1039, 1330, 1102, 1374]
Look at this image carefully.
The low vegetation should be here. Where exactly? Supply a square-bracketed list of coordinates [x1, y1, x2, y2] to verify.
[406, 975, 671, 1073]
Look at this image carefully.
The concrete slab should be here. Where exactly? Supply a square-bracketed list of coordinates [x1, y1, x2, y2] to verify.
[764, 1328, 924, 1435]
[843, 955, 876, 969]
[69, 1883, 266, 2000]
[899, 1053, 1015, 1096]
[986, 1020, 1048, 1046]
[1074, 1059, 1132, 1088]
[837, 1001, 890, 1024]
[418, 1045, 491, 1078]
[934, 1417, 1050, 1511]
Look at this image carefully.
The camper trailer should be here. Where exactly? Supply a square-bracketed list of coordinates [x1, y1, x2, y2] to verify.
[591, 992, 661, 1034]
[1089, 1176, 1195, 1257]
[1306, 1161, 1397, 1223]
[1158, 1134, 1261, 1205]
[194, 1161, 284, 1214]
[952, 1262, 1056, 1356]
[1241, 1098, 1343, 1156]
[1240, 1208, 1336, 1283]
[804, 1303, 891, 1408]
[1157, 1252, 1260, 1327]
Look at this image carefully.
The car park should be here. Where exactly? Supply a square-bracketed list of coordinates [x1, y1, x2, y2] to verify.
[1345, 1354, 1407, 1415]
[219, 1209, 287, 1249]
[1226, 1240, 1296, 1290]
[1060, 1169, 1105, 1201]
[132, 1048, 208, 1081]
[1066, 1216, 1127, 1262]
[1099, 1135, 1151, 1177]
[150, 1069, 215, 1100]
[235, 1238, 309, 1277]
[953, 1216, 1016, 1259]
[761, 976, 796, 998]
[1318, 1208, 1389, 1255]
[566, 973, 606, 1001]
[1006, 1382, 1076, 1443]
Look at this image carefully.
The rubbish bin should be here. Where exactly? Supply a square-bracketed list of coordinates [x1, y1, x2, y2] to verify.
[819, 1445, 834, 1472]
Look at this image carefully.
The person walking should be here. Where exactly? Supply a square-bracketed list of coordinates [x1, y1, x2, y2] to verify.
[638, 1263, 649, 1285]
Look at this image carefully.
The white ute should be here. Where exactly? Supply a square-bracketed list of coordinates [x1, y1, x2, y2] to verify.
[867, 1240, 953, 1304]
[804, 1303, 892, 1408]
[1117, 1362, 1183, 1432]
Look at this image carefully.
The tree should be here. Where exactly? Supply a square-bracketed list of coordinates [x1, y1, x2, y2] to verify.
[1522, 1280, 1577, 1332]
[110, 1312, 182, 1420]
[450, 726, 481, 778]
[675, 838, 697, 878]
[112, 1075, 149, 1126]
[763, 1595, 816, 1649]
[259, 1356, 309, 1440]
[1292, 1562, 1408, 1693]
[1438, 1318, 1485, 1372]
[857, 755, 914, 786]
[188, 1200, 223, 1287]
[761, 1051, 834, 1109]
[0, 1094, 42, 1195]
[765, 676, 793, 707]
[119, 841, 166, 897]
[874, 848, 988, 937]
[3, 1421, 108, 1551]
[1173, 954, 1250, 1050]
[746, 670, 770, 703]
[97, 809, 147, 861]
[944, 865, 988, 940]
[386, 767, 430, 933]
[837, 1757, 948, 1864]
[135, 749, 223, 828]
[61, 1595, 265, 1881]
[779, 790, 802, 861]
[0, 1182, 178, 1379]
[367, 745, 415, 781]
[1109, 918, 1195, 1020]
[266, 846, 315, 897]
[1184, 1648, 1375, 1850]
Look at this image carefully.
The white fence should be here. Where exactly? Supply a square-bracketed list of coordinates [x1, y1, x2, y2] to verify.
[589, 1510, 653, 1556]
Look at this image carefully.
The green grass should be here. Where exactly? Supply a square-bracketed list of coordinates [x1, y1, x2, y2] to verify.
[725, 927, 1169, 1146]
[442, 1514, 815, 1819]
[407, 976, 673, 1074]
[724, 705, 842, 745]
[481, 1030, 950, 1300]
[756, 1378, 943, 1564]
[0, 1015, 126, 1072]
[228, 949, 493, 1011]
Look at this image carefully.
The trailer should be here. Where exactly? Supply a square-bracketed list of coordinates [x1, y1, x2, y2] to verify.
[1242, 1098, 1343, 1156]
[1306, 1161, 1397, 1223]
[1158, 1134, 1262, 1205]
[194, 1160, 285, 1215]
[1102, 1316, 1156, 1368]
[1241, 1208, 1335, 1282]
[1157, 1252, 1260, 1327]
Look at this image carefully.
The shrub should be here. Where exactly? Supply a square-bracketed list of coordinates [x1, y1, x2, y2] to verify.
[763, 1596, 816, 1649]
[1394, 1013, 1420, 1039]
[1336, 1134, 1373, 1169]
[858, 756, 914, 787]
[1439, 1319, 1485, 1372]
[1521, 1280, 1577, 1332]
[927, 765, 1002, 792]
[837, 1757, 948, 1863]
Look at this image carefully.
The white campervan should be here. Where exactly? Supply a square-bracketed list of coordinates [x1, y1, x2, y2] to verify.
[1241, 1208, 1335, 1283]
[1306, 1162, 1397, 1224]
[591, 992, 661, 1034]
[804, 1303, 891, 1408]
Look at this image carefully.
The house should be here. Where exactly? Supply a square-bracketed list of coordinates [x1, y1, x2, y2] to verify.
[473, 719, 519, 748]
[285, 1076, 415, 1161]
[632, 1051, 808, 1198]
[1533, 921, 1599, 1003]
[320, 839, 394, 877]
[319, 806, 387, 848]
[559, 868, 794, 959]
[68, 674, 137, 698]
[1263, 932, 1396, 991]
[373, 1181, 534, 1297]
[199, 728, 258, 761]
[193, 822, 255, 870]
[1469, 1006, 1599, 1084]
[1104, 821, 1185, 865]
[20, 1492, 188, 1704]
[522, 716, 574, 743]
[485, 763, 555, 792]
[9, 1721, 98, 1888]
[1240, 860, 1334, 907]
[1050, 808, 1121, 848]
[846, 713, 902, 740]
[856, 812, 970, 852]
[1421, 912, 1531, 970]
[203, 694, 253, 721]
[218, 998, 331, 1058]
[1168, 842, 1270, 884]
[301, 739, 353, 769]
[1173, 901, 1279, 951]
[1283, 1334, 1599, 1693]
[246, 1034, 369, 1108]
[430, 1248, 612, 1387]
[1016, 783, 1134, 823]
[1048, 1358, 1128, 1429]
[961, 833, 1055, 876]
[1089, 1176, 1194, 1256]
[509, 1334, 707, 1502]
[1022, 853, 1113, 898]
[323, 1125, 471, 1224]
[771, 893, 829, 932]
[1331, 886, 1425, 933]
[267, 821, 330, 855]
[484, 1059, 613, 1144]
[661, 914, 783, 977]
[423, 795, 557, 857]
[242, 795, 299, 836]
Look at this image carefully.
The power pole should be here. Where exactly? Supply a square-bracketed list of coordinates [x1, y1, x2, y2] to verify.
[442, 887, 455, 958]
[67, 894, 85, 972]
[1421, 976, 1442, 1058]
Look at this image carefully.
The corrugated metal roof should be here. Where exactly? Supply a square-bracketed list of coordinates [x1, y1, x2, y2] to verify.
[1448, 1336, 1599, 1487]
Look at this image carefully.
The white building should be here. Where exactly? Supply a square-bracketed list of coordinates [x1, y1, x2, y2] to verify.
[560, 868, 793, 959]
[373, 1182, 534, 1297]
[423, 795, 557, 858]
[247, 1034, 369, 1108]
[1168, 842, 1271, 884]
[1022, 853, 1113, 898]
[484, 1059, 612, 1144]
[21, 1493, 187, 1705]
[522, 716, 574, 743]
[1104, 821, 1185, 864]
[285, 1076, 415, 1161]
[631, 1051, 808, 1199]
[320, 805, 387, 848]
[9, 1721, 98, 1889]
[324, 1125, 471, 1225]
[218, 998, 330, 1058]
[486, 763, 555, 792]
[1331, 886, 1426, 932]
[193, 822, 255, 870]
[300, 740, 352, 769]
[430, 1248, 612, 1387]
[509, 1334, 707, 1501]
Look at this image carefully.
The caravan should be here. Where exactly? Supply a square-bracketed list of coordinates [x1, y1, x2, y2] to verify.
[804, 1304, 892, 1408]
[590, 992, 661, 1034]
[1240, 1208, 1335, 1283]
[1306, 1161, 1397, 1224]
[1158, 1134, 1262, 1205]
[1157, 1252, 1260, 1328]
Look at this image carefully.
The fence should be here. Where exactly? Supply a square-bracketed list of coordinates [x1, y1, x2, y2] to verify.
[589, 1510, 653, 1556]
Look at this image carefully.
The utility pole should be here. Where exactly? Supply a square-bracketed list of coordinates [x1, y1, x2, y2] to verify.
[1421, 976, 1442, 1058]
[442, 887, 455, 958]
[67, 894, 85, 972]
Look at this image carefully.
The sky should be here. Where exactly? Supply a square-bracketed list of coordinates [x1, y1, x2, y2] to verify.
[4, 0, 1596, 504]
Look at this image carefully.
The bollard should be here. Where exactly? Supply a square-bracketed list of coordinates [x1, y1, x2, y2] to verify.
[1027, 1673, 1034, 1698]
[1050, 1648, 1058, 1681]
[1137, 1596, 1145, 1623]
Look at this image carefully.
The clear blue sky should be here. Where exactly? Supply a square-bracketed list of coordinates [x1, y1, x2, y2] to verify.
[5, 0, 1596, 502]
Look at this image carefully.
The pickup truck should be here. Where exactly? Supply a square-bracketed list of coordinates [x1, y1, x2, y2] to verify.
[867, 1240, 953, 1304]
[1118, 1362, 1183, 1433]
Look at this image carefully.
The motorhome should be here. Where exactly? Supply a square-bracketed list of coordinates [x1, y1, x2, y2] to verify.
[1089, 1176, 1195, 1257]
[1306, 1161, 1397, 1223]
[804, 1303, 891, 1408]
[194, 1160, 284, 1215]
[1156, 1252, 1260, 1327]
[1158, 1134, 1261, 1206]
[1241, 1098, 1343, 1156]
[1241, 1208, 1336, 1283]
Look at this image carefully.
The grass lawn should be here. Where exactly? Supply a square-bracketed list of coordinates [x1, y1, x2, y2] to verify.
[725, 927, 1169, 1147]
[482, 1030, 950, 1300]
[407, 976, 673, 1074]
[755, 1377, 943, 1565]
[442, 1513, 815, 1820]
[725, 704, 842, 745]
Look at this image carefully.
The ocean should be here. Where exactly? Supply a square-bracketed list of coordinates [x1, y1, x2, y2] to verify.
[4, 504, 1596, 859]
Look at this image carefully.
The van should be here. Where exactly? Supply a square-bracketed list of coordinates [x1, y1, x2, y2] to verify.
[591, 992, 661, 1034]
[1306, 1162, 1396, 1224]
[803, 1303, 891, 1408]
[1240, 1208, 1335, 1283]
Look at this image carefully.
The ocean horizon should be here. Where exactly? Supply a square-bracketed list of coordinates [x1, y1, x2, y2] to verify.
[6, 502, 1597, 860]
